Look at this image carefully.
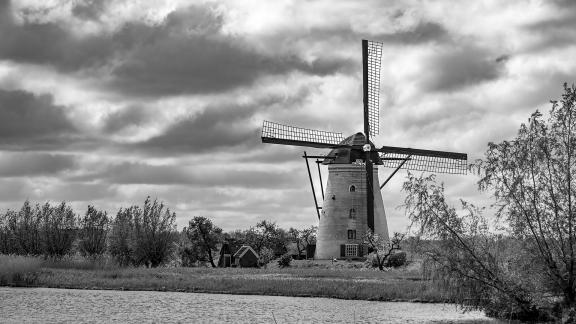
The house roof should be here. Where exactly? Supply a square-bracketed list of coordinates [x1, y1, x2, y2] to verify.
[233, 245, 259, 259]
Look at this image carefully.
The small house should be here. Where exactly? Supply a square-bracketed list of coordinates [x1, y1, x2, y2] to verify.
[233, 245, 259, 268]
[217, 242, 233, 267]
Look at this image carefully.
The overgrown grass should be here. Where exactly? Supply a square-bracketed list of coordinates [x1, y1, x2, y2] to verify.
[0, 255, 42, 285]
[0, 255, 451, 302]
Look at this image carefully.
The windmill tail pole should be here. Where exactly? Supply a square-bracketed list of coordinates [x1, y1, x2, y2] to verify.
[303, 151, 321, 220]
[316, 159, 325, 201]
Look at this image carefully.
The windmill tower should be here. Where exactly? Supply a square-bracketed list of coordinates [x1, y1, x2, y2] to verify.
[262, 40, 467, 259]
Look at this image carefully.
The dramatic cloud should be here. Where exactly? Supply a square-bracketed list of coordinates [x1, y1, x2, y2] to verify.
[72, 161, 302, 189]
[0, 89, 77, 149]
[0, 152, 76, 177]
[420, 44, 508, 92]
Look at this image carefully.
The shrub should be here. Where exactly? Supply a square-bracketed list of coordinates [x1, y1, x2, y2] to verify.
[77, 206, 109, 259]
[109, 207, 135, 266]
[386, 251, 407, 268]
[109, 197, 177, 267]
[41, 202, 77, 258]
[277, 253, 292, 268]
[258, 247, 274, 268]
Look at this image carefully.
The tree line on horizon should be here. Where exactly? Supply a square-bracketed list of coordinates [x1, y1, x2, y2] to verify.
[0, 197, 317, 268]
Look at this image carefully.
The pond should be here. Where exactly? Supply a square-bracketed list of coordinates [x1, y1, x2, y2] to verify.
[0, 287, 504, 323]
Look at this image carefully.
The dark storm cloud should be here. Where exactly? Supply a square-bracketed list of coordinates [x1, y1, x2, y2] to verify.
[130, 88, 312, 154]
[74, 161, 301, 189]
[0, 1, 350, 95]
[135, 105, 259, 154]
[0, 89, 77, 149]
[0, 0, 119, 71]
[420, 45, 507, 92]
[109, 6, 350, 96]
[0, 153, 76, 177]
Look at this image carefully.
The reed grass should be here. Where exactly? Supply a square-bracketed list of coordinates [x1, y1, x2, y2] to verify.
[0, 255, 449, 302]
[0, 255, 42, 285]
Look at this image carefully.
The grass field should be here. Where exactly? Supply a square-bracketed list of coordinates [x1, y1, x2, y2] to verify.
[0, 255, 450, 302]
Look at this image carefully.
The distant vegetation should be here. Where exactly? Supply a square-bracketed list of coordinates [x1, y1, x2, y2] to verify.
[0, 198, 319, 269]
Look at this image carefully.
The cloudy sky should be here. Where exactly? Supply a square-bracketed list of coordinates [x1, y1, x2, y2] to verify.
[0, 0, 575, 233]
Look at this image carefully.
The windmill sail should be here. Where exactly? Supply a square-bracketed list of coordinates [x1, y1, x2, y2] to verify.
[261, 120, 345, 149]
[365, 40, 383, 137]
[379, 145, 468, 175]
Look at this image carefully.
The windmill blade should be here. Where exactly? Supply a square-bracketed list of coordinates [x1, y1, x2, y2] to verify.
[261, 120, 346, 149]
[362, 40, 383, 139]
[378, 145, 468, 175]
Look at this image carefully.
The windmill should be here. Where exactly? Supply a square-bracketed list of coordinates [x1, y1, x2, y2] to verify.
[261, 40, 467, 259]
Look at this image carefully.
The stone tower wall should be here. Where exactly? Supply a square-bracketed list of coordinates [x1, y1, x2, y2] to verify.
[315, 164, 389, 259]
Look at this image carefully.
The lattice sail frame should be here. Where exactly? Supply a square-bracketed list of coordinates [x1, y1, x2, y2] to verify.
[366, 41, 383, 137]
[379, 153, 467, 175]
[262, 120, 344, 146]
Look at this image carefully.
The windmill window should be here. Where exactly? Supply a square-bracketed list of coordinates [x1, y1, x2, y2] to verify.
[345, 244, 358, 257]
[349, 185, 356, 192]
[347, 229, 356, 239]
[349, 208, 356, 219]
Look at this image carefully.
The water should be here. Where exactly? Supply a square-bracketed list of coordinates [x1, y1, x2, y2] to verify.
[0, 287, 502, 323]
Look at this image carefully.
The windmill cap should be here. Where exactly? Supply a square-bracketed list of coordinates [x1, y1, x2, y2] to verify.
[323, 132, 382, 165]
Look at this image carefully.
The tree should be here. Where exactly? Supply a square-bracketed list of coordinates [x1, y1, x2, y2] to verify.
[5, 201, 43, 255]
[185, 216, 222, 268]
[109, 198, 177, 267]
[78, 205, 109, 259]
[132, 197, 177, 267]
[245, 220, 288, 256]
[288, 226, 317, 258]
[258, 247, 274, 268]
[363, 231, 404, 270]
[109, 206, 135, 266]
[40, 202, 76, 258]
[403, 83, 576, 321]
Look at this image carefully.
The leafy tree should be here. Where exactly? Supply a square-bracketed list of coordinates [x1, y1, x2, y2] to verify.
[363, 231, 405, 270]
[77, 206, 109, 259]
[109, 198, 177, 267]
[132, 197, 177, 267]
[41, 202, 76, 258]
[288, 226, 317, 258]
[109, 206, 136, 266]
[176, 230, 204, 267]
[5, 201, 43, 255]
[403, 83, 576, 321]
[245, 220, 288, 255]
[258, 247, 274, 268]
[185, 216, 222, 268]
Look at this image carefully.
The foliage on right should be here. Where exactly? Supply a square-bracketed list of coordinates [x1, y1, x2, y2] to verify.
[404, 84, 576, 321]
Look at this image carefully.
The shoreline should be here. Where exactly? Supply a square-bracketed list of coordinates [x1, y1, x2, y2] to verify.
[1, 283, 451, 304]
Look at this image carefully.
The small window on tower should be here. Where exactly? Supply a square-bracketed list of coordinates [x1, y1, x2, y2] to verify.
[347, 229, 356, 239]
[349, 185, 356, 192]
[349, 208, 356, 219]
